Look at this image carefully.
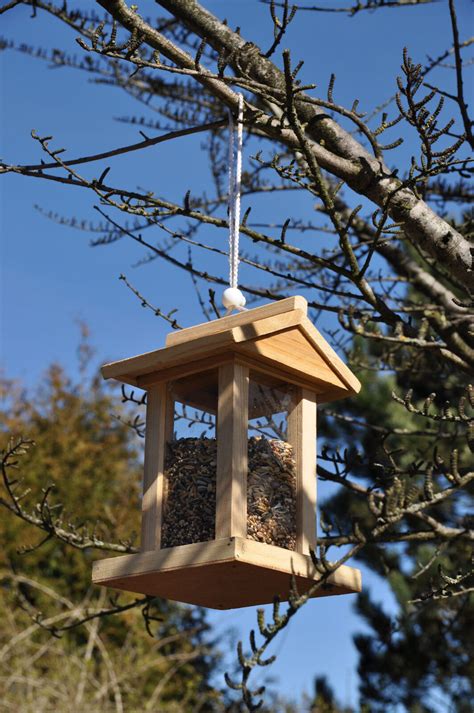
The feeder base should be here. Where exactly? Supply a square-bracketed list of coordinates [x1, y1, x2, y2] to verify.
[92, 537, 361, 609]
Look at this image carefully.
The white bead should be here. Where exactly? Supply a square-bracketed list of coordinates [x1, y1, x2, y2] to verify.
[222, 287, 246, 310]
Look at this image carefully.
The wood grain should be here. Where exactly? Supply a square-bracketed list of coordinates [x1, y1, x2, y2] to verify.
[288, 389, 317, 555]
[237, 329, 345, 388]
[137, 353, 234, 389]
[165, 296, 308, 346]
[215, 361, 249, 539]
[92, 536, 362, 609]
[102, 329, 236, 382]
[141, 383, 172, 551]
[300, 316, 361, 393]
[101, 297, 360, 406]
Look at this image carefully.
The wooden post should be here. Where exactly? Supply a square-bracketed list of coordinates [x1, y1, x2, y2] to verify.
[288, 388, 317, 555]
[216, 360, 249, 539]
[141, 383, 173, 551]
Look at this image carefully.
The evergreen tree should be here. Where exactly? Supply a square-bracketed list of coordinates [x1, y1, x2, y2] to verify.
[309, 676, 352, 713]
[318, 269, 473, 711]
[0, 339, 224, 711]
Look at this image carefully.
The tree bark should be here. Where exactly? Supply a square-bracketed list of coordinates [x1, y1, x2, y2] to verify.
[98, 0, 473, 288]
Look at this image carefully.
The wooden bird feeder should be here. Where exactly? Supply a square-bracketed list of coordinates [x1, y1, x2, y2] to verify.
[92, 296, 362, 609]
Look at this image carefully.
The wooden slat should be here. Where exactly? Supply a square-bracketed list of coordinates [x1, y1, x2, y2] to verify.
[137, 353, 234, 389]
[93, 536, 360, 587]
[237, 329, 346, 389]
[92, 536, 362, 609]
[93, 539, 238, 582]
[299, 316, 361, 393]
[288, 388, 317, 555]
[215, 362, 249, 538]
[231, 310, 304, 342]
[166, 296, 307, 346]
[102, 330, 236, 382]
[141, 383, 172, 551]
[102, 311, 306, 385]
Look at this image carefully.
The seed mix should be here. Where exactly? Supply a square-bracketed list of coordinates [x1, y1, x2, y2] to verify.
[161, 436, 296, 550]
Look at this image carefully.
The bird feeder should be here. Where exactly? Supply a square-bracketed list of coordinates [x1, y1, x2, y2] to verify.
[92, 296, 362, 609]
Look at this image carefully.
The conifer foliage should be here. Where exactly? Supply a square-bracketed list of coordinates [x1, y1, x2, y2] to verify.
[0, 340, 223, 711]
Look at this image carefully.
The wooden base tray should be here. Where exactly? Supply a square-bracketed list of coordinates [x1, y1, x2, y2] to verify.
[92, 537, 362, 609]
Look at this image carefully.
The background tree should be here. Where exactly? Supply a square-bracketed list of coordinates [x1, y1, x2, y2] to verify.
[0, 0, 472, 711]
[0, 333, 224, 711]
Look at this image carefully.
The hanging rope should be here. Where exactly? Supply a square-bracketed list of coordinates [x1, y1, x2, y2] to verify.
[222, 94, 247, 315]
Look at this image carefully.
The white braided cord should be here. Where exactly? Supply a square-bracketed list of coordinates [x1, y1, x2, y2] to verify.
[228, 94, 244, 290]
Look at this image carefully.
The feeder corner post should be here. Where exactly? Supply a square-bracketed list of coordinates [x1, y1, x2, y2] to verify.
[141, 382, 174, 552]
[288, 388, 317, 556]
[215, 359, 250, 540]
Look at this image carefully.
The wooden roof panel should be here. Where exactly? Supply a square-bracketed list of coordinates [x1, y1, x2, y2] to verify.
[236, 328, 345, 389]
[101, 296, 361, 401]
[165, 295, 307, 347]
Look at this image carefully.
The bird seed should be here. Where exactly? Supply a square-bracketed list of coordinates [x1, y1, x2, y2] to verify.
[161, 436, 297, 550]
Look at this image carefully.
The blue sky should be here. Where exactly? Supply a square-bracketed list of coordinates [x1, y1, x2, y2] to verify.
[1, 0, 471, 708]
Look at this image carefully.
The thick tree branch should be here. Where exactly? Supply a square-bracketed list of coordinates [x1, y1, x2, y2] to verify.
[150, 0, 473, 286]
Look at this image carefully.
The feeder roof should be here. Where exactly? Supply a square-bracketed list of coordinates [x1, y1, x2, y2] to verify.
[101, 296, 361, 403]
